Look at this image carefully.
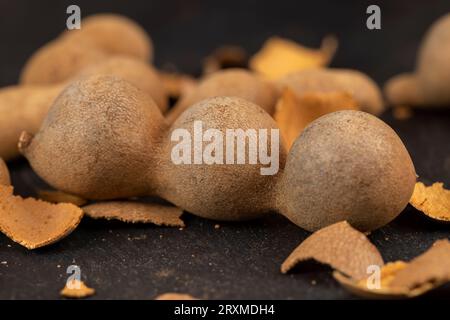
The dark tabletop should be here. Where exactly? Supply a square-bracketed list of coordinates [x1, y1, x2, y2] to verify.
[0, 0, 449, 299]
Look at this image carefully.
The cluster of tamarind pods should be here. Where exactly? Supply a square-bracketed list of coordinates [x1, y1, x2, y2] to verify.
[1, 12, 450, 234]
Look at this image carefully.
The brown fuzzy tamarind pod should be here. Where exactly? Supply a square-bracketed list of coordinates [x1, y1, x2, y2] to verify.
[21, 75, 416, 231]
[20, 14, 153, 85]
[165, 69, 278, 124]
[20, 75, 166, 200]
[278, 110, 416, 231]
[385, 13, 450, 107]
[159, 96, 285, 220]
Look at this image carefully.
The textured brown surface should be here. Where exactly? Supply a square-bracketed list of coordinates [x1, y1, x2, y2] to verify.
[60, 280, 95, 299]
[409, 182, 450, 222]
[160, 96, 286, 221]
[281, 221, 384, 280]
[21, 77, 414, 229]
[385, 13, 450, 107]
[274, 89, 359, 149]
[155, 293, 197, 300]
[278, 68, 384, 115]
[0, 158, 10, 185]
[391, 239, 450, 289]
[165, 69, 278, 123]
[20, 13, 152, 85]
[0, 185, 83, 249]
[76, 56, 168, 112]
[83, 201, 185, 227]
[279, 110, 417, 232]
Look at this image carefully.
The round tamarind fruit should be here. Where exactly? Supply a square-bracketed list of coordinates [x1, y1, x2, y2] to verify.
[21, 75, 416, 231]
[278, 68, 384, 115]
[20, 75, 166, 199]
[159, 96, 285, 220]
[165, 69, 278, 124]
[385, 13, 450, 107]
[20, 14, 153, 85]
[278, 110, 416, 231]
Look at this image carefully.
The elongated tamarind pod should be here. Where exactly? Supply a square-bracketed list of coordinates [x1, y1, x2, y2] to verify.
[21, 75, 416, 231]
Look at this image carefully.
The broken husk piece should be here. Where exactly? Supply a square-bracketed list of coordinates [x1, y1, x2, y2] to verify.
[277, 68, 384, 115]
[0, 185, 83, 249]
[274, 88, 359, 149]
[60, 279, 95, 299]
[281, 221, 384, 280]
[334, 239, 450, 298]
[250, 36, 338, 79]
[409, 182, 450, 222]
[155, 293, 198, 300]
[83, 201, 185, 227]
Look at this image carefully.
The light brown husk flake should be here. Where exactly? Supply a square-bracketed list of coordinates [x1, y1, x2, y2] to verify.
[274, 89, 359, 149]
[0, 185, 83, 249]
[334, 239, 450, 298]
[410, 182, 450, 221]
[250, 36, 337, 79]
[281, 221, 384, 280]
[391, 239, 450, 289]
[83, 201, 185, 227]
[155, 293, 198, 300]
[60, 279, 95, 299]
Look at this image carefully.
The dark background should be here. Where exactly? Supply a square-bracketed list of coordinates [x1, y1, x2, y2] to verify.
[0, 0, 449, 299]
